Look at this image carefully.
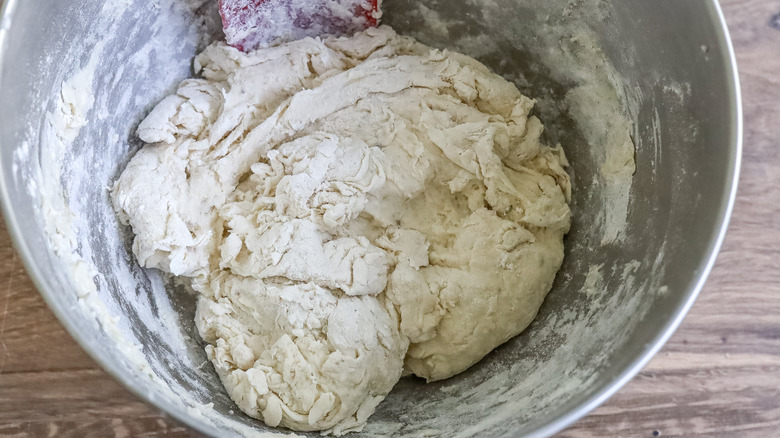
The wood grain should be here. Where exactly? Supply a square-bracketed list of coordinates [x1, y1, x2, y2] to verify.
[0, 0, 778, 436]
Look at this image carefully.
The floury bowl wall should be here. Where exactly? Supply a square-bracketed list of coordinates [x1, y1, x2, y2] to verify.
[0, 0, 739, 436]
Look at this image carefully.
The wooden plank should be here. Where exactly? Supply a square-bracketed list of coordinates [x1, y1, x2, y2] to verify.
[0, 247, 96, 375]
[0, 0, 778, 436]
[0, 369, 192, 438]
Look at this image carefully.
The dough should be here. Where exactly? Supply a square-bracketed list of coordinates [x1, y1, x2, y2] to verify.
[112, 26, 571, 434]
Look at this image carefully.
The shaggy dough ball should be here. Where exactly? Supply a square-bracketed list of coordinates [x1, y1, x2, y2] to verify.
[112, 26, 570, 434]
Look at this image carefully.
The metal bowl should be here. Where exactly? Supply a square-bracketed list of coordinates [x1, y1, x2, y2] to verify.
[0, 0, 740, 436]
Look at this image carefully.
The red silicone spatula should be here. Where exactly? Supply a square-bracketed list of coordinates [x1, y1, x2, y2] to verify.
[219, 0, 381, 52]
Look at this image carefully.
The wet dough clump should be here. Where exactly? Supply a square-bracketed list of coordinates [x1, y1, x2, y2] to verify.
[113, 26, 571, 435]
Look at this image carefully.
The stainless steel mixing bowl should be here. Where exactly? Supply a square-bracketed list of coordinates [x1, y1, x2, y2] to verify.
[0, 0, 740, 436]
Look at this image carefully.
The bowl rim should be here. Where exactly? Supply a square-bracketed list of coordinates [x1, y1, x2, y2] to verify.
[0, 0, 742, 436]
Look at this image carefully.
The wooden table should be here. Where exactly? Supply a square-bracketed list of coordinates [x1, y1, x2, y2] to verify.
[0, 1, 778, 436]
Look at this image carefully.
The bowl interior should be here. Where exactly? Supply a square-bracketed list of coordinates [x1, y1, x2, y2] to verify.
[0, 0, 739, 436]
